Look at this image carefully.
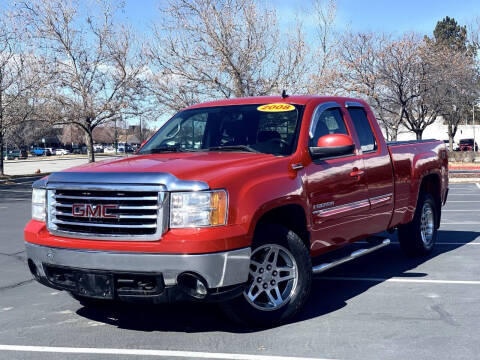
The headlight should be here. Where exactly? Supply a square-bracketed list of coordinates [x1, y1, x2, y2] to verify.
[170, 190, 227, 228]
[32, 188, 46, 221]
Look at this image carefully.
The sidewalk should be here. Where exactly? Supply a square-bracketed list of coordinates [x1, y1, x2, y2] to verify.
[2, 156, 122, 176]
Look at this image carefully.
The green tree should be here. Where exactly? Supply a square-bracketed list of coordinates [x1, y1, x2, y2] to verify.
[433, 16, 468, 51]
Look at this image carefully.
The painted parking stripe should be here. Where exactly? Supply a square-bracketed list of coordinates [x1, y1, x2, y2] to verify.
[357, 241, 480, 245]
[319, 277, 480, 285]
[443, 209, 480, 212]
[448, 194, 480, 196]
[442, 222, 480, 225]
[0, 345, 335, 360]
[476, 183, 480, 190]
[0, 189, 31, 193]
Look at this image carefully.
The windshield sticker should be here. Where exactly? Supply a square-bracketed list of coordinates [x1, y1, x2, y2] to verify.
[257, 103, 295, 112]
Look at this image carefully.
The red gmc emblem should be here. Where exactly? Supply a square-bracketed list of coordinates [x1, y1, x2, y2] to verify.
[72, 204, 119, 219]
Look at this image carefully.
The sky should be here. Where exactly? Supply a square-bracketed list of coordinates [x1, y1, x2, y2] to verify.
[122, 0, 480, 38]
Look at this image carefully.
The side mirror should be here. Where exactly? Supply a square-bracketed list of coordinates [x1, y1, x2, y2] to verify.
[309, 134, 355, 160]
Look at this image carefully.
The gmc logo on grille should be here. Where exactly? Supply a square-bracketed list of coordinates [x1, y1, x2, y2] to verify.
[72, 204, 119, 219]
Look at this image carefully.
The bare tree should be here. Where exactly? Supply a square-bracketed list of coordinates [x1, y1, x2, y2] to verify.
[339, 32, 406, 141]
[0, 12, 44, 175]
[20, 0, 145, 162]
[429, 46, 479, 150]
[307, 0, 343, 95]
[147, 0, 307, 112]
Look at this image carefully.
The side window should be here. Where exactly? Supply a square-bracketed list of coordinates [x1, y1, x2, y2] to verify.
[347, 108, 377, 152]
[310, 108, 348, 146]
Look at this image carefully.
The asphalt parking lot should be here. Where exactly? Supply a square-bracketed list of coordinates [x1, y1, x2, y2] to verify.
[0, 180, 479, 360]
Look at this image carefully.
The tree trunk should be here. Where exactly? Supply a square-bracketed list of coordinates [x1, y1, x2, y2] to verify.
[448, 125, 455, 151]
[415, 130, 423, 140]
[390, 126, 398, 142]
[0, 131, 4, 176]
[85, 128, 95, 163]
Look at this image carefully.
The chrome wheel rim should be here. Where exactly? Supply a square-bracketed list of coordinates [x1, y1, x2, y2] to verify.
[244, 244, 298, 311]
[420, 202, 434, 247]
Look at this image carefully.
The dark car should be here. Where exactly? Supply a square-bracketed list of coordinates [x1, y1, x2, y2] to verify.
[4, 149, 28, 160]
[459, 138, 478, 151]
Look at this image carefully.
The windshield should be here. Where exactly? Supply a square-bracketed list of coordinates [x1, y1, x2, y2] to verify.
[139, 104, 304, 156]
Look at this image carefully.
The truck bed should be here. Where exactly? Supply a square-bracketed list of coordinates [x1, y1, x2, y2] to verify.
[387, 139, 449, 228]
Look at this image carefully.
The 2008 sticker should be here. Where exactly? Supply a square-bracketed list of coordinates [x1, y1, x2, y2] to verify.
[257, 103, 295, 112]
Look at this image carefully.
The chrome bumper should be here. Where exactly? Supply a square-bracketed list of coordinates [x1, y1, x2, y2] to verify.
[26, 243, 251, 288]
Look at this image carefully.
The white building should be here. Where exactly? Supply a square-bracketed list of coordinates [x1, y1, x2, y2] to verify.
[381, 117, 480, 147]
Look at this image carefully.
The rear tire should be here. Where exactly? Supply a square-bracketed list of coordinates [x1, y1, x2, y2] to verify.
[398, 192, 438, 256]
[221, 224, 311, 328]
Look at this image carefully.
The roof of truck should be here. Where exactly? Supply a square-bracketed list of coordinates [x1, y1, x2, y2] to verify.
[184, 95, 364, 110]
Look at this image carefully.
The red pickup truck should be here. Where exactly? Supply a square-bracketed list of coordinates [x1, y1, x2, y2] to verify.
[25, 96, 448, 326]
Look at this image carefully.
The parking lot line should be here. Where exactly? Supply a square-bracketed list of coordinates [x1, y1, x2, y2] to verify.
[448, 194, 480, 196]
[476, 183, 480, 190]
[443, 209, 480, 211]
[442, 222, 480, 225]
[319, 277, 480, 285]
[357, 241, 480, 245]
[0, 189, 31, 193]
[0, 345, 335, 360]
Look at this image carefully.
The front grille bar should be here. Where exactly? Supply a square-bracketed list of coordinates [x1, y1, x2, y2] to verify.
[52, 219, 157, 228]
[46, 186, 168, 241]
[54, 195, 158, 201]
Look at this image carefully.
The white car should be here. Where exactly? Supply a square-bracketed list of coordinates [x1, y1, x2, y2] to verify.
[103, 146, 116, 153]
[55, 148, 70, 156]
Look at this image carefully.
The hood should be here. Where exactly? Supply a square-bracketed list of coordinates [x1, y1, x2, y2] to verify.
[63, 152, 279, 185]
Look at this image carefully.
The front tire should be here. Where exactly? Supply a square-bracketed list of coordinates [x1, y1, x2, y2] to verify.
[221, 224, 311, 328]
[398, 192, 438, 256]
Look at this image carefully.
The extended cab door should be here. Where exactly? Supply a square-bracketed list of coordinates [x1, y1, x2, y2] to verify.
[345, 102, 395, 236]
[304, 101, 370, 255]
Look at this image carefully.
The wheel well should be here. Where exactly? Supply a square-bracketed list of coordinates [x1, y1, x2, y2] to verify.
[255, 204, 310, 248]
[419, 174, 441, 228]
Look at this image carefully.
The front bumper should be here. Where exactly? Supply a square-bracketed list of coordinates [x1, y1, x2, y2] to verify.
[26, 243, 251, 301]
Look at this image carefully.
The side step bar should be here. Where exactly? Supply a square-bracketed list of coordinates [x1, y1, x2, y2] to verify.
[312, 238, 390, 274]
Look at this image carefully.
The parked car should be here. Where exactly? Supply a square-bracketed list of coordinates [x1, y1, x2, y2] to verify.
[31, 148, 51, 156]
[25, 96, 448, 327]
[4, 148, 28, 160]
[458, 138, 478, 151]
[103, 146, 116, 153]
[93, 144, 104, 153]
[72, 146, 87, 154]
[55, 148, 70, 156]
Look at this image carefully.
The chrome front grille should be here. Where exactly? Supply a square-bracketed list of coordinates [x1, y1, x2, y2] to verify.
[47, 187, 167, 241]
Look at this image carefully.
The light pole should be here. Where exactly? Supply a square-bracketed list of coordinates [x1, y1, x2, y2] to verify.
[473, 99, 480, 153]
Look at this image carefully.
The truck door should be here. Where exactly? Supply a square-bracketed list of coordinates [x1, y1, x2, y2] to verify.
[304, 102, 370, 255]
[345, 103, 395, 235]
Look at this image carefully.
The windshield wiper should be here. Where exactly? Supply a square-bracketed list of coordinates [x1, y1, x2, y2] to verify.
[145, 145, 185, 153]
[206, 145, 260, 153]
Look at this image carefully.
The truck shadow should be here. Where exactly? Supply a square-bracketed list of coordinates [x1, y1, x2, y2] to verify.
[75, 230, 479, 333]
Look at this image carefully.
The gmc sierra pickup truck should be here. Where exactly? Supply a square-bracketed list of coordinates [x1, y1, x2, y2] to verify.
[25, 96, 448, 326]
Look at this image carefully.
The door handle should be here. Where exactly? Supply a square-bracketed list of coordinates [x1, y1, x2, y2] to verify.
[350, 168, 365, 180]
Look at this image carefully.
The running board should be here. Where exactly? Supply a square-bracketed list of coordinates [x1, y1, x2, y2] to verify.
[312, 238, 390, 274]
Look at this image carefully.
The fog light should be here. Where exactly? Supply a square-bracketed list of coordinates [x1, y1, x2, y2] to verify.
[196, 279, 207, 297]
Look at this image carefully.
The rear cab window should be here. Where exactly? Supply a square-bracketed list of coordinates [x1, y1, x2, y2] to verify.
[347, 107, 377, 153]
